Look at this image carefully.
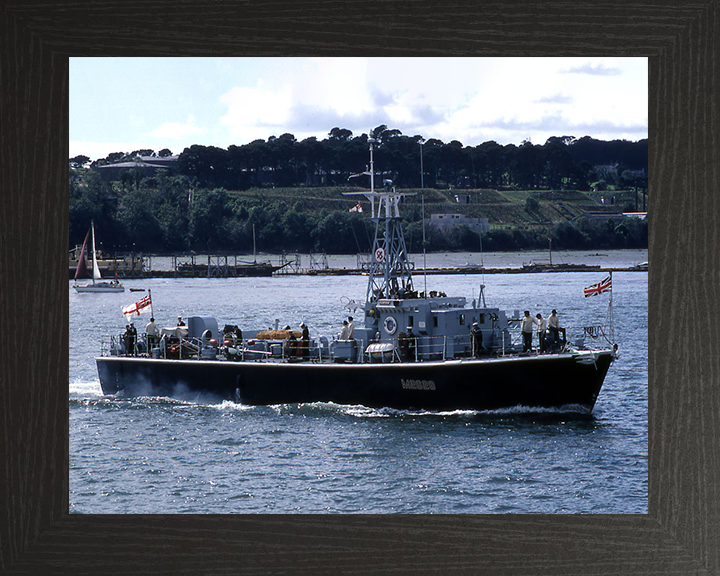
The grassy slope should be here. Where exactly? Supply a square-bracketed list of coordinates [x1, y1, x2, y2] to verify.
[227, 186, 641, 228]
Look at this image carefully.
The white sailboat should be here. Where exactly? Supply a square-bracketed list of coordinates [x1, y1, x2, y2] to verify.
[73, 221, 125, 293]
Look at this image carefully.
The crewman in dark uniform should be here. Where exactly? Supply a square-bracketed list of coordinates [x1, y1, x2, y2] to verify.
[470, 322, 483, 357]
[129, 323, 138, 356]
[300, 322, 310, 361]
[284, 325, 297, 359]
[406, 327, 418, 361]
[123, 325, 133, 356]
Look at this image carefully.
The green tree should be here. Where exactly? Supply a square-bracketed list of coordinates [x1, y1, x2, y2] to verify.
[69, 170, 118, 247]
[312, 211, 367, 253]
[328, 127, 353, 142]
[281, 210, 314, 252]
[188, 188, 234, 250]
[69, 155, 90, 169]
[177, 145, 229, 188]
[116, 187, 164, 250]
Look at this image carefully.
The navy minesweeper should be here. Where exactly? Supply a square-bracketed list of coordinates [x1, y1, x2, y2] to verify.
[96, 134, 618, 412]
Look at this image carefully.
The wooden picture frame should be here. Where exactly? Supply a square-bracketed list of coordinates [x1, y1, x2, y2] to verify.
[1, 1, 716, 573]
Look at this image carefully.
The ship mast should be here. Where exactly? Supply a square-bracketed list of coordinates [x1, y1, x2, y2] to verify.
[344, 134, 415, 305]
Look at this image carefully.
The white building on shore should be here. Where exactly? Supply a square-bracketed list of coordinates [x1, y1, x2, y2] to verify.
[427, 213, 490, 234]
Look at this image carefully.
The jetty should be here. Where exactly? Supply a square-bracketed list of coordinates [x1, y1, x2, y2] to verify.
[71, 251, 647, 279]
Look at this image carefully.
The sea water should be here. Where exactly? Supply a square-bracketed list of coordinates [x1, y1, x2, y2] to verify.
[69, 250, 648, 514]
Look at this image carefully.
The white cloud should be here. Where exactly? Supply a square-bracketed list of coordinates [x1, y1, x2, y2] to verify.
[149, 117, 206, 140]
[562, 62, 622, 76]
[217, 57, 645, 147]
[219, 84, 294, 140]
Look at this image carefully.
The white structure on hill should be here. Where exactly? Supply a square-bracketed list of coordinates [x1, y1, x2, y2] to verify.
[427, 213, 490, 234]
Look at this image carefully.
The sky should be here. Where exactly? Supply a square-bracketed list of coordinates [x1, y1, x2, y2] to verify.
[69, 57, 648, 161]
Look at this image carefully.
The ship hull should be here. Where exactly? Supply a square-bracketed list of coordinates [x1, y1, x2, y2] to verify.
[96, 350, 614, 412]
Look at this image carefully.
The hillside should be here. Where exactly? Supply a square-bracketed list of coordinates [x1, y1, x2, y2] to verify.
[70, 166, 648, 254]
[225, 185, 643, 229]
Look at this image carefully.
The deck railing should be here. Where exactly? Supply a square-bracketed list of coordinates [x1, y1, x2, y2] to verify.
[101, 323, 615, 363]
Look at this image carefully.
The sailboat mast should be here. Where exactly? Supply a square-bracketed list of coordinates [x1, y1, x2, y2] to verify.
[548, 228, 552, 266]
[91, 221, 101, 282]
[252, 224, 257, 264]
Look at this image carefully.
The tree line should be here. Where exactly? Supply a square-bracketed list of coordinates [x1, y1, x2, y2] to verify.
[69, 127, 648, 255]
[175, 127, 647, 191]
[72, 126, 647, 193]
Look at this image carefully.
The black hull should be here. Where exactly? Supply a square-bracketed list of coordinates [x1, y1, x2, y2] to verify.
[96, 351, 614, 412]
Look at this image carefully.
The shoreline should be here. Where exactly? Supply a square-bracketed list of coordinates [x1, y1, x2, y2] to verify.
[70, 263, 647, 280]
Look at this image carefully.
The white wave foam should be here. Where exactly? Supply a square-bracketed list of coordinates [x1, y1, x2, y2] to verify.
[294, 402, 592, 418]
[68, 379, 104, 397]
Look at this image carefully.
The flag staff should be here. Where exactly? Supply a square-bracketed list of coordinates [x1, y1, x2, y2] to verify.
[148, 288, 153, 319]
[606, 271, 614, 344]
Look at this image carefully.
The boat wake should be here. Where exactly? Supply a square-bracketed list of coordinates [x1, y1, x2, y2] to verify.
[71, 378, 596, 421]
[69, 378, 104, 398]
[271, 401, 595, 420]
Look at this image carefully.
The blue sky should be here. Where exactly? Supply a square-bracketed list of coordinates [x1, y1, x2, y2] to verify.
[70, 57, 648, 161]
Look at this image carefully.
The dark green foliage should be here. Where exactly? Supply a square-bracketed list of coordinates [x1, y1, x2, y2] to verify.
[68, 171, 647, 254]
[70, 130, 648, 255]
[483, 229, 520, 251]
[116, 187, 165, 250]
[188, 188, 235, 251]
[312, 211, 370, 253]
[524, 196, 540, 213]
[165, 130, 646, 192]
[69, 170, 119, 247]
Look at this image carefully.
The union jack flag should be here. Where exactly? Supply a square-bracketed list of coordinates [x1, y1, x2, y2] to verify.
[122, 294, 152, 318]
[584, 276, 612, 297]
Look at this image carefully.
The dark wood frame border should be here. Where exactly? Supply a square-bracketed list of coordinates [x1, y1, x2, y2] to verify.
[1, 1, 717, 574]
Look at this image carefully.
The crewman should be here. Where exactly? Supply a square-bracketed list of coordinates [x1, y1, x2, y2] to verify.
[284, 325, 297, 358]
[129, 323, 138, 356]
[470, 322, 483, 357]
[122, 325, 133, 356]
[300, 322, 310, 360]
[547, 309, 566, 350]
[521, 311, 537, 354]
[536, 313, 547, 354]
[146, 317, 159, 349]
[347, 316, 355, 339]
[339, 320, 349, 340]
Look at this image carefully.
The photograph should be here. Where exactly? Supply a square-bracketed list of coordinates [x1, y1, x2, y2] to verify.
[69, 56, 648, 515]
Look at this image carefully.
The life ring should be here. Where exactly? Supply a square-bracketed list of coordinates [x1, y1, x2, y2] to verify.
[375, 247, 385, 263]
[384, 316, 397, 335]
